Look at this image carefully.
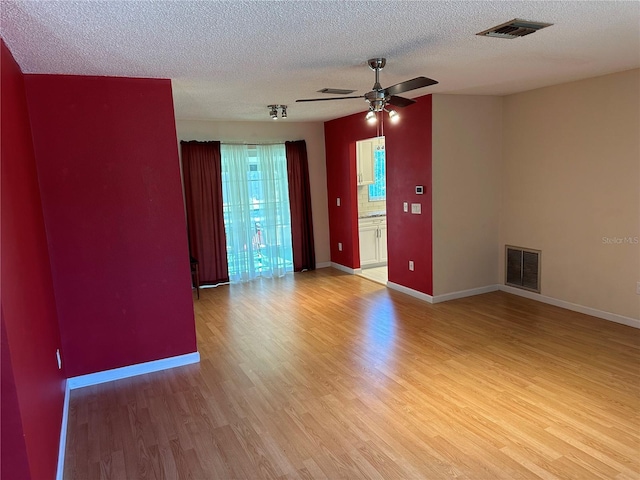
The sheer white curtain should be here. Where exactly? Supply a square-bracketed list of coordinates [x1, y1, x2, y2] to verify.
[221, 144, 293, 283]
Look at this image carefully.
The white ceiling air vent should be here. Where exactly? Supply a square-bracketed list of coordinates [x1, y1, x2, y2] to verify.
[318, 88, 356, 95]
[477, 19, 553, 39]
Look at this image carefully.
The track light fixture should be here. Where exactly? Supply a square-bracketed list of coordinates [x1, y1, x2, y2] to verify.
[268, 104, 288, 120]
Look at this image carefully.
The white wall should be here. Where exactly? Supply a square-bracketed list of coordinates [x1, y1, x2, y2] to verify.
[357, 184, 386, 216]
[175, 119, 331, 266]
[432, 95, 502, 296]
[501, 69, 639, 320]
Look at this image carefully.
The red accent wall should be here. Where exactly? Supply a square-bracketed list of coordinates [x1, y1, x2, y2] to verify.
[1, 39, 65, 480]
[1, 311, 32, 480]
[324, 96, 433, 295]
[24, 74, 197, 377]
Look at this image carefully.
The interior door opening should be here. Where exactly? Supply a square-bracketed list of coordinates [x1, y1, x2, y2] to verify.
[356, 136, 388, 285]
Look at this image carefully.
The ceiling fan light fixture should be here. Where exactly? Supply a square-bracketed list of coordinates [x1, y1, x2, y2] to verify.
[365, 110, 377, 123]
[388, 109, 400, 123]
[296, 57, 438, 119]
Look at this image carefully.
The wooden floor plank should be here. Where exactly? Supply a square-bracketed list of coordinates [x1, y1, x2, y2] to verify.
[64, 269, 640, 479]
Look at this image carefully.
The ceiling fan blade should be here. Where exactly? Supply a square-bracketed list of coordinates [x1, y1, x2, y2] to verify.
[387, 95, 416, 108]
[384, 77, 438, 96]
[296, 95, 364, 103]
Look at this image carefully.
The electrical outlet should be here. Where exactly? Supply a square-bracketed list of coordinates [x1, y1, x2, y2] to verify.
[409, 260, 414, 271]
[56, 349, 62, 369]
[336, 197, 341, 207]
[338, 242, 343, 252]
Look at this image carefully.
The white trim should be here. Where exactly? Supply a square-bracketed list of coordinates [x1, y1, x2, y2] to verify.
[56, 380, 70, 480]
[387, 281, 434, 303]
[67, 351, 200, 390]
[499, 285, 640, 329]
[330, 262, 362, 275]
[200, 283, 229, 289]
[57, 352, 199, 478]
[316, 262, 332, 269]
[432, 285, 499, 304]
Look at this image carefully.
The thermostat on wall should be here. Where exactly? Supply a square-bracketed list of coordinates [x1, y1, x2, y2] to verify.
[415, 185, 424, 195]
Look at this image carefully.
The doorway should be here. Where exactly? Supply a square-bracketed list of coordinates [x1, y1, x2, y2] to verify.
[355, 136, 388, 285]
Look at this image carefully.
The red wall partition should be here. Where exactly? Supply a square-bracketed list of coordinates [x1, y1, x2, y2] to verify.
[324, 96, 433, 295]
[1, 39, 65, 480]
[25, 74, 197, 377]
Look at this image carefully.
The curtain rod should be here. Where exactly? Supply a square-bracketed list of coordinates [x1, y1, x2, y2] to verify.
[181, 140, 304, 146]
[223, 141, 304, 146]
[221, 142, 284, 146]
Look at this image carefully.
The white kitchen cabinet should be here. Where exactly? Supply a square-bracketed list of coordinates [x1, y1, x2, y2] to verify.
[356, 136, 384, 186]
[356, 140, 375, 185]
[358, 217, 387, 267]
[378, 222, 388, 263]
[358, 223, 379, 266]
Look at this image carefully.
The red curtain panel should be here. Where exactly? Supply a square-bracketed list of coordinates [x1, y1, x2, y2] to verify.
[285, 140, 316, 271]
[181, 141, 229, 284]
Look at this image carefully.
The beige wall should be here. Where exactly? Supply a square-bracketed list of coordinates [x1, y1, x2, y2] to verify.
[432, 95, 503, 296]
[175, 119, 331, 266]
[501, 69, 640, 319]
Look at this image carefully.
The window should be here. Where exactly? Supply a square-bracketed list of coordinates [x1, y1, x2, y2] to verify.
[221, 144, 293, 283]
[368, 145, 386, 201]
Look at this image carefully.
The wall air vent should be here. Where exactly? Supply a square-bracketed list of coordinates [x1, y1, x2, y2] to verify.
[506, 245, 541, 293]
[318, 88, 356, 95]
[477, 19, 553, 39]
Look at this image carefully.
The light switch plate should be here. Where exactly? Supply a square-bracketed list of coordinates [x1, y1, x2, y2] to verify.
[336, 197, 341, 207]
[411, 203, 421, 214]
[403, 202, 408, 212]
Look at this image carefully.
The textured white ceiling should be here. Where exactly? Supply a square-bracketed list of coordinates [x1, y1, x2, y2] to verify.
[1, 1, 639, 122]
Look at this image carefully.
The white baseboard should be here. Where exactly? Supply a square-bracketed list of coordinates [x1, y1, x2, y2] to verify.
[56, 380, 70, 480]
[316, 262, 332, 269]
[499, 285, 640, 329]
[387, 281, 434, 303]
[67, 351, 200, 390]
[330, 262, 362, 275]
[432, 285, 499, 304]
[58, 351, 200, 478]
[200, 283, 229, 289]
[381, 281, 639, 329]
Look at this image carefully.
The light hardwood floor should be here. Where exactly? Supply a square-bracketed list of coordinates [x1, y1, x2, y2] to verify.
[64, 268, 640, 479]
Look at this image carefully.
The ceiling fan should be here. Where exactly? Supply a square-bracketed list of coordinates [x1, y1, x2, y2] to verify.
[296, 58, 438, 114]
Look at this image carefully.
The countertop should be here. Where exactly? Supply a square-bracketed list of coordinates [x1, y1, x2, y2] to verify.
[358, 211, 386, 219]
